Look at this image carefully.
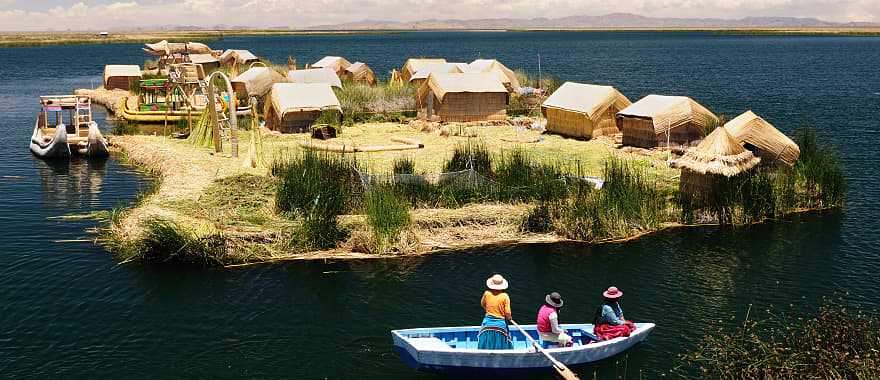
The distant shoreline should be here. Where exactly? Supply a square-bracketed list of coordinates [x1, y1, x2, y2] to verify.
[2, 27, 877, 48]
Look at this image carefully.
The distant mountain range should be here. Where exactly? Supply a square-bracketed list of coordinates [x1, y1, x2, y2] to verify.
[308, 13, 878, 30]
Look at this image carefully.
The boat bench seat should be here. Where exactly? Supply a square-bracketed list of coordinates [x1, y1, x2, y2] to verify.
[408, 337, 452, 351]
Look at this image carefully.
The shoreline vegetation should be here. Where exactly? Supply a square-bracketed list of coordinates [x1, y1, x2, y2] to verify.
[3, 27, 879, 48]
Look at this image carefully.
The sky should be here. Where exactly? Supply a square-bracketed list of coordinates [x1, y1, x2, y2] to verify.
[0, 0, 876, 31]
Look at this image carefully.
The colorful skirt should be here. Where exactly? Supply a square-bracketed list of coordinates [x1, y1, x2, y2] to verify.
[594, 321, 636, 341]
[477, 315, 512, 350]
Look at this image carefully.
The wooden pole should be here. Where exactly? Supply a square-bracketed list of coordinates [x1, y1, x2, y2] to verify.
[207, 77, 221, 152]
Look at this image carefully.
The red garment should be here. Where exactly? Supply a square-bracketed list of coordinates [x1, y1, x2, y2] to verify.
[536, 304, 556, 333]
[594, 320, 636, 340]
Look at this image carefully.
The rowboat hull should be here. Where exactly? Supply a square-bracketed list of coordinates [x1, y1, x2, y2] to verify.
[391, 322, 654, 376]
[30, 120, 109, 159]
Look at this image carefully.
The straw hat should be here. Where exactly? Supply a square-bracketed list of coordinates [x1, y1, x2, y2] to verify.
[603, 286, 623, 299]
[486, 274, 509, 290]
[545, 292, 564, 308]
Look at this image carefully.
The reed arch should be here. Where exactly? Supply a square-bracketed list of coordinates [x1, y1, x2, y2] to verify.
[205, 71, 238, 157]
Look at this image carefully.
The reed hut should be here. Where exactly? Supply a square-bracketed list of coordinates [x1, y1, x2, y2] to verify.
[231, 67, 287, 99]
[617, 95, 719, 148]
[418, 72, 508, 122]
[287, 68, 343, 89]
[467, 59, 521, 90]
[673, 127, 761, 200]
[541, 82, 632, 139]
[219, 49, 260, 67]
[188, 54, 220, 73]
[343, 62, 376, 85]
[402, 58, 447, 82]
[265, 83, 341, 133]
[312, 56, 352, 76]
[409, 63, 465, 89]
[724, 110, 800, 167]
[103, 65, 142, 90]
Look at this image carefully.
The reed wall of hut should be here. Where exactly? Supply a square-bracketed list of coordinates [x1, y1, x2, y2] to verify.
[618, 116, 707, 148]
[431, 92, 508, 122]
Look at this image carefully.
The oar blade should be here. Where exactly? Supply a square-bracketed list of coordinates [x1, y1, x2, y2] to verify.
[554, 366, 581, 380]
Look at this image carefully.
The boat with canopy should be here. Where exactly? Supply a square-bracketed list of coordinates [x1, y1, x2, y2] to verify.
[30, 95, 109, 159]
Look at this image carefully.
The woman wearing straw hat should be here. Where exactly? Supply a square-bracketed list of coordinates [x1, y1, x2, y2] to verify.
[478, 274, 513, 350]
[536, 292, 573, 347]
[593, 286, 636, 341]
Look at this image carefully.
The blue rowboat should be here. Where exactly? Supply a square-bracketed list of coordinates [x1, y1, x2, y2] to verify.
[391, 322, 655, 377]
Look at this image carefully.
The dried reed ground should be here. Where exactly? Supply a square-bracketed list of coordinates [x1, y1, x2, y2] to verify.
[108, 122, 680, 265]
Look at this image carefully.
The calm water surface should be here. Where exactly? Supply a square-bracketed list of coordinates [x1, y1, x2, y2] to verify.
[0, 32, 878, 378]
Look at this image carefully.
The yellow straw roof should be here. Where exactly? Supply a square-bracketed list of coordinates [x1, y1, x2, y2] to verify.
[673, 127, 760, 177]
[724, 110, 800, 166]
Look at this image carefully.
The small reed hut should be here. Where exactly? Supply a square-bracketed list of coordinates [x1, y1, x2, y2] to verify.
[673, 127, 761, 201]
[231, 67, 287, 100]
[188, 53, 220, 73]
[418, 72, 508, 122]
[287, 68, 343, 89]
[265, 83, 341, 133]
[467, 59, 521, 90]
[103, 65, 142, 90]
[402, 58, 447, 82]
[343, 62, 376, 85]
[311, 56, 352, 76]
[219, 49, 260, 67]
[724, 110, 800, 167]
[409, 63, 465, 89]
[541, 82, 632, 139]
[617, 95, 719, 148]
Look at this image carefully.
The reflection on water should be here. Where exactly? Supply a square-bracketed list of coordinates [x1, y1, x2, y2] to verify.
[34, 158, 107, 209]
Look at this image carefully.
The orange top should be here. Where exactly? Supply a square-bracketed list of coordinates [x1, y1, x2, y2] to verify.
[481, 290, 512, 319]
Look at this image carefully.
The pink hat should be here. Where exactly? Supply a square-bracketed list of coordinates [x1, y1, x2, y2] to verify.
[603, 286, 623, 299]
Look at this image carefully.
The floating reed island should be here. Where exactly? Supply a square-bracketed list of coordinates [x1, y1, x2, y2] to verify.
[75, 41, 845, 267]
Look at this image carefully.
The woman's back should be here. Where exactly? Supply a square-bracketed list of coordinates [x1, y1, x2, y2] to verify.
[481, 290, 511, 319]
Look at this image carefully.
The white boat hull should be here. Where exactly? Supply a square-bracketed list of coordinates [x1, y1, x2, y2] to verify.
[30, 120, 109, 159]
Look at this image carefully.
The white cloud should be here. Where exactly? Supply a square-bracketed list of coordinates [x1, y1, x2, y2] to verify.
[0, 0, 876, 30]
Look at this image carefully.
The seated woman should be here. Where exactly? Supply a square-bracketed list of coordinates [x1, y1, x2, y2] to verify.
[593, 286, 636, 340]
[478, 274, 513, 350]
[536, 292, 572, 347]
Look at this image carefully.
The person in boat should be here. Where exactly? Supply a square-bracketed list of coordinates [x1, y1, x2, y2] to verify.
[593, 286, 636, 340]
[478, 274, 513, 350]
[536, 292, 572, 347]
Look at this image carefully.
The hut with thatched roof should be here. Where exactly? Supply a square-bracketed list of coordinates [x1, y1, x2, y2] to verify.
[343, 62, 376, 85]
[409, 63, 466, 89]
[402, 58, 447, 82]
[103, 65, 142, 90]
[265, 83, 341, 133]
[541, 82, 632, 139]
[418, 72, 508, 122]
[467, 59, 520, 90]
[617, 95, 719, 148]
[311, 56, 352, 76]
[231, 67, 287, 100]
[219, 49, 260, 67]
[724, 110, 800, 167]
[188, 53, 220, 73]
[673, 127, 761, 201]
[287, 68, 343, 89]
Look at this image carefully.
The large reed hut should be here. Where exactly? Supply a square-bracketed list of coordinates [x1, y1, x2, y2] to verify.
[673, 127, 761, 201]
[409, 63, 465, 88]
[188, 54, 220, 72]
[418, 72, 508, 122]
[231, 67, 287, 99]
[724, 110, 800, 167]
[287, 68, 343, 89]
[541, 82, 632, 139]
[103, 65, 141, 90]
[402, 58, 447, 82]
[343, 62, 376, 85]
[467, 59, 520, 90]
[617, 95, 719, 148]
[311, 56, 352, 76]
[265, 83, 341, 133]
[219, 49, 260, 67]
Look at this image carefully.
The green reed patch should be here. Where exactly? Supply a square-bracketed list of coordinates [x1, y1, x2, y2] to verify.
[363, 185, 412, 254]
[113, 218, 227, 267]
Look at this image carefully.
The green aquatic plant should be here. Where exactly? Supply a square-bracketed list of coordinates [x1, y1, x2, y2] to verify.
[795, 127, 846, 208]
[443, 141, 493, 176]
[363, 185, 412, 254]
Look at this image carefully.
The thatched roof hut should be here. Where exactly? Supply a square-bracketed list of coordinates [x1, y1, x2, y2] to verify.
[673, 127, 761, 200]
[312, 56, 352, 76]
[343, 62, 376, 85]
[219, 49, 259, 66]
[142, 40, 212, 56]
[467, 59, 520, 90]
[103, 65, 141, 90]
[617, 95, 719, 148]
[402, 58, 447, 82]
[724, 110, 800, 167]
[188, 53, 220, 72]
[266, 83, 341, 133]
[231, 67, 287, 99]
[541, 82, 631, 139]
[418, 72, 508, 122]
[287, 68, 343, 89]
[409, 63, 465, 88]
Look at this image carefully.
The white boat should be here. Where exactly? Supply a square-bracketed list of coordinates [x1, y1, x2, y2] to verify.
[30, 95, 109, 159]
[391, 322, 655, 377]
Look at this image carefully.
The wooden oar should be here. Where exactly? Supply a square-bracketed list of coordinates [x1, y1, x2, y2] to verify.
[510, 320, 580, 380]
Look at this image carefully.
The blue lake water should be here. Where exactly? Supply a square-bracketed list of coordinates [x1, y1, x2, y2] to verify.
[0, 31, 878, 378]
